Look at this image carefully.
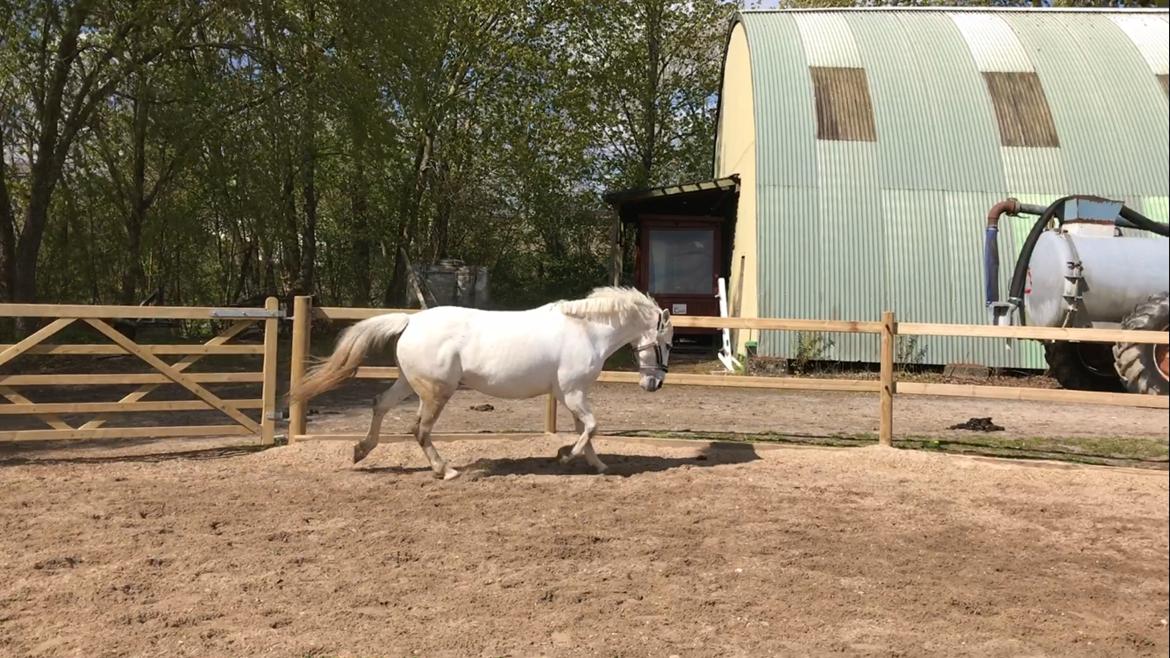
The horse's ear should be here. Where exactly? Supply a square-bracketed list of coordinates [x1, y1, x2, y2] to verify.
[659, 309, 670, 328]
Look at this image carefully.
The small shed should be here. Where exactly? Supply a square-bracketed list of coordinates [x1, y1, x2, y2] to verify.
[604, 176, 740, 336]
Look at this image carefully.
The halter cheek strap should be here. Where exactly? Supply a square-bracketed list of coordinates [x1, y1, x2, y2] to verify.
[634, 341, 668, 374]
[634, 311, 670, 375]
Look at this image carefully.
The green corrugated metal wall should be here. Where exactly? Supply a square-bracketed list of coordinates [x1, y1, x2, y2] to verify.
[736, 9, 1169, 369]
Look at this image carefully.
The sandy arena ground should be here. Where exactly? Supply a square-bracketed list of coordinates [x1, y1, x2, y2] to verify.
[297, 380, 1170, 445]
[1, 384, 1168, 657]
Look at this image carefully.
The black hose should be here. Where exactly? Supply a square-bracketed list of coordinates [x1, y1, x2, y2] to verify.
[1119, 206, 1170, 237]
[1005, 196, 1072, 323]
[1004, 197, 1170, 325]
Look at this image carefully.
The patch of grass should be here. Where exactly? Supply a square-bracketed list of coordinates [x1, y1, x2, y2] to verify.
[608, 429, 1168, 470]
[897, 433, 1168, 468]
[617, 428, 877, 449]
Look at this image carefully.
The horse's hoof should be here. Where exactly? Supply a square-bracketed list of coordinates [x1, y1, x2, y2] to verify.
[594, 464, 609, 475]
[557, 446, 578, 464]
[353, 444, 371, 463]
[432, 466, 460, 480]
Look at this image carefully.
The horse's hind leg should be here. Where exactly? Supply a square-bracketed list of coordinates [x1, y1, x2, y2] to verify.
[354, 377, 414, 464]
[559, 390, 607, 473]
[412, 380, 459, 480]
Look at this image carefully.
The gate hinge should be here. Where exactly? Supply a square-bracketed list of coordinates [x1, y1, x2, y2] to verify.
[209, 308, 286, 319]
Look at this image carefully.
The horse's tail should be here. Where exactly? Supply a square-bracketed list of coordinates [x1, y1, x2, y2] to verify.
[289, 313, 411, 404]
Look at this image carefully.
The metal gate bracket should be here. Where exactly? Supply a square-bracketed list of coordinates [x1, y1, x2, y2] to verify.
[209, 308, 285, 319]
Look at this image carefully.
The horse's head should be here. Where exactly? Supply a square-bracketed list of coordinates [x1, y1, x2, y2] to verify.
[632, 309, 673, 392]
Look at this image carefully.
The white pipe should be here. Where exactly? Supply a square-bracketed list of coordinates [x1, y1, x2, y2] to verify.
[716, 277, 741, 373]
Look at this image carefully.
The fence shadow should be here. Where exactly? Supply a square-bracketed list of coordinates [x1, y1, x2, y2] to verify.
[0, 438, 268, 467]
[456, 440, 761, 479]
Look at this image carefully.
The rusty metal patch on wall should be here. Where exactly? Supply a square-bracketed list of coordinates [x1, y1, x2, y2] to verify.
[810, 66, 877, 142]
[982, 71, 1060, 148]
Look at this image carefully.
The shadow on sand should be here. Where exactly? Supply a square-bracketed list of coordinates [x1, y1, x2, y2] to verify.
[0, 440, 269, 467]
[423, 440, 760, 479]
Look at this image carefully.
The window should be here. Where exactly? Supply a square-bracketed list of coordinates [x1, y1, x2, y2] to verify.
[982, 71, 1060, 148]
[810, 66, 877, 142]
[647, 228, 715, 295]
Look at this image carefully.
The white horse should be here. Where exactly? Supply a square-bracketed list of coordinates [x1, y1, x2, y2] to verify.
[290, 287, 674, 479]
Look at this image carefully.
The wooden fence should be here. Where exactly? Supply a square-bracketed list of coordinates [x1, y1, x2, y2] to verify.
[0, 299, 281, 444]
[286, 297, 1168, 447]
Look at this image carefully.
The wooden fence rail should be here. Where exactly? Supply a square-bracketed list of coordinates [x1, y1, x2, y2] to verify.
[287, 298, 1168, 448]
[0, 299, 281, 444]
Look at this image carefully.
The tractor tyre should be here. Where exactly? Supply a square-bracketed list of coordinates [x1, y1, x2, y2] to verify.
[1113, 292, 1170, 396]
[1043, 341, 1124, 392]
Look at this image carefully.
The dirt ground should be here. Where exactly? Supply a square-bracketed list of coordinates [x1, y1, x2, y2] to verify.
[1, 383, 1169, 658]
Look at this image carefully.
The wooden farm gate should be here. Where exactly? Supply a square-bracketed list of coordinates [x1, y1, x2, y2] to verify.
[0, 299, 281, 444]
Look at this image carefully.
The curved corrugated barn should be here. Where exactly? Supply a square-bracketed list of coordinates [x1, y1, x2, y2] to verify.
[715, 7, 1169, 368]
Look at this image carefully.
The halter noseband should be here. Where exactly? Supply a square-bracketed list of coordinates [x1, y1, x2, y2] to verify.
[634, 311, 670, 375]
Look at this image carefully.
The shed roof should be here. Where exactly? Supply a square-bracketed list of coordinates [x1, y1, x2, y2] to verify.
[604, 175, 741, 225]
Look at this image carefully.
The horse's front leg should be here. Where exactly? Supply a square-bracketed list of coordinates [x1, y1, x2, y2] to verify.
[559, 389, 607, 474]
[554, 414, 586, 461]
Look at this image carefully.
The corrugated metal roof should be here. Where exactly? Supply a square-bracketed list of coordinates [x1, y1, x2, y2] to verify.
[1010, 13, 1167, 197]
[1111, 14, 1170, 75]
[793, 13, 863, 68]
[732, 8, 1169, 369]
[950, 13, 1035, 73]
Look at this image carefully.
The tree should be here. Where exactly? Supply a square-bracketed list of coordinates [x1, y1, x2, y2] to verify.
[0, 0, 217, 305]
[0, 0, 741, 320]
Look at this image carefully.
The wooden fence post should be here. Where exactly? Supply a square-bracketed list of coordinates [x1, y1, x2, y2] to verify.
[544, 394, 557, 434]
[260, 296, 280, 444]
[879, 310, 896, 447]
[288, 295, 313, 442]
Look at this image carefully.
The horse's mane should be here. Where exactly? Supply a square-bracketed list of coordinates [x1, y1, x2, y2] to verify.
[553, 286, 660, 324]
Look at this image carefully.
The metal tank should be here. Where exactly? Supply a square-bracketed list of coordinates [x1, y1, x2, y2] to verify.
[985, 196, 1169, 395]
[1024, 228, 1169, 329]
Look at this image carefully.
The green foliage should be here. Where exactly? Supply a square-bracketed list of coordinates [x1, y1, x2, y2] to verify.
[791, 332, 835, 374]
[0, 0, 742, 314]
[895, 335, 929, 373]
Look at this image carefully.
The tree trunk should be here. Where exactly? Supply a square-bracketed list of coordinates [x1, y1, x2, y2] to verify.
[0, 165, 16, 301]
[120, 83, 149, 304]
[296, 0, 319, 297]
[11, 2, 90, 307]
[231, 240, 254, 303]
[297, 142, 317, 295]
[279, 158, 301, 289]
[430, 161, 451, 261]
[639, 0, 662, 187]
[350, 158, 372, 305]
[384, 130, 434, 306]
[13, 182, 54, 304]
